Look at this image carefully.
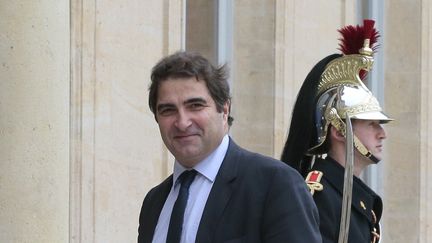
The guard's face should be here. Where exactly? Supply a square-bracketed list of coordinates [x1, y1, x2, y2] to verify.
[155, 77, 229, 168]
[353, 120, 387, 162]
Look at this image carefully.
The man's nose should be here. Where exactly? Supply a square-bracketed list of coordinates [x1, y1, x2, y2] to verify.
[378, 125, 386, 139]
[175, 110, 192, 131]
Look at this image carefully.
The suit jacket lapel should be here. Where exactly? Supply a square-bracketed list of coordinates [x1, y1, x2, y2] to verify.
[195, 139, 240, 243]
[140, 176, 173, 243]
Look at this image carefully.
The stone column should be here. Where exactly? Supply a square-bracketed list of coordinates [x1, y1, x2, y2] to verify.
[231, 0, 356, 157]
[419, 2, 432, 242]
[273, 0, 357, 157]
[0, 0, 70, 242]
[383, 0, 432, 242]
[70, 0, 184, 242]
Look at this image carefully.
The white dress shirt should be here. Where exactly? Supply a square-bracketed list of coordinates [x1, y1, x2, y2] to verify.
[152, 135, 229, 243]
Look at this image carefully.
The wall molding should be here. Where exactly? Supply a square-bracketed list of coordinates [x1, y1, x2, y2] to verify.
[420, 0, 432, 242]
[70, 0, 97, 242]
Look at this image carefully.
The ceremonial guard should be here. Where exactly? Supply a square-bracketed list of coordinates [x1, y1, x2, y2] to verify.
[281, 20, 393, 243]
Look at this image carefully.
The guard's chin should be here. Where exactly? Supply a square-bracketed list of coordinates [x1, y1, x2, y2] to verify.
[371, 154, 382, 164]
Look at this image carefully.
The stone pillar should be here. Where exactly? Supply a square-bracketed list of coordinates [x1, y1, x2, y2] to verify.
[229, 0, 276, 155]
[273, 0, 357, 157]
[383, 0, 432, 242]
[0, 0, 70, 242]
[232, 0, 356, 157]
[419, 2, 432, 242]
[69, 0, 184, 242]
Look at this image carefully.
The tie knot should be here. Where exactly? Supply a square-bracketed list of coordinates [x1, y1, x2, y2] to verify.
[178, 170, 197, 190]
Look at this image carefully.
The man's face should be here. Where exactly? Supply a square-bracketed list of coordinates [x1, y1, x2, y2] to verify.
[353, 119, 387, 162]
[155, 77, 229, 168]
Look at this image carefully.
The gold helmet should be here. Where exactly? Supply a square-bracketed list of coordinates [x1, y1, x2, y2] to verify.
[281, 20, 393, 175]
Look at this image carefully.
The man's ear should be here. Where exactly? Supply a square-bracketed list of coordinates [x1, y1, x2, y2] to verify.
[330, 125, 345, 142]
[223, 101, 230, 118]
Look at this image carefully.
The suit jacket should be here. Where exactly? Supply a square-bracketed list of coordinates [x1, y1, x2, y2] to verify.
[138, 138, 321, 243]
[310, 157, 382, 243]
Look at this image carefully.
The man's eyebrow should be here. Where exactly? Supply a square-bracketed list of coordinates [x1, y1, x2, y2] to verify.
[184, 97, 207, 105]
[156, 103, 175, 111]
[156, 97, 208, 111]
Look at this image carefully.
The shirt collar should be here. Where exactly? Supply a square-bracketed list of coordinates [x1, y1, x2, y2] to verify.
[173, 135, 229, 185]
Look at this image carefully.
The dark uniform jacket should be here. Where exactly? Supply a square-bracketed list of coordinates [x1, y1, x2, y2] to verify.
[307, 157, 382, 243]
[138, 138, 322, 243]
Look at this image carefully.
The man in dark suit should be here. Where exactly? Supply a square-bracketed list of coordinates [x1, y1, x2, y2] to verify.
[138, 51, 321, 243]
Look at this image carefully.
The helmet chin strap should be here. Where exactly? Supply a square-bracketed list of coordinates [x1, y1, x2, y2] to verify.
[352, 135, 380, 164]
[326, 108, 380, 164]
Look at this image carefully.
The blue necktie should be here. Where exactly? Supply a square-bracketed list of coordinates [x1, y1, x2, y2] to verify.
[166, 170, 197, 243]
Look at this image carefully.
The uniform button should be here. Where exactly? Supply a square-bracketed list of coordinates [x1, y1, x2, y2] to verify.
[360, 201, 366, 210]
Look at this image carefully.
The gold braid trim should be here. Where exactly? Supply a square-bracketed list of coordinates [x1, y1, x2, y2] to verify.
[371, 210, 380, 243]
[305, 171, 324, 196]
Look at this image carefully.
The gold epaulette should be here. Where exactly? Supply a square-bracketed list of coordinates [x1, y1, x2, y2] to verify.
[305, 170, 324, 195]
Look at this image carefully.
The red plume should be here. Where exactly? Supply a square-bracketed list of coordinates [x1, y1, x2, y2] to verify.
[338, 19, 380, 55]
[338, 19, 380, 79]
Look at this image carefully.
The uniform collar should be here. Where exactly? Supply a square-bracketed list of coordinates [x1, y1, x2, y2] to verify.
[313, 157, 383, 224]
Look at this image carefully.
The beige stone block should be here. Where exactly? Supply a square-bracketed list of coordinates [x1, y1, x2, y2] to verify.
[381, 0, 425, 242]
[0, 0, 70, 242]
